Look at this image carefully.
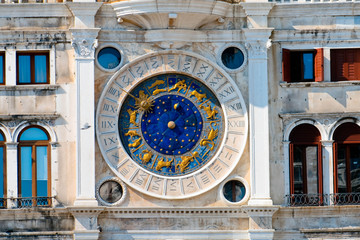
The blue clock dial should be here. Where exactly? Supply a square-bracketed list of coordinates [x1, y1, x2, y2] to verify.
[141, 94, 203, 155]
[118, 74, 224, 177]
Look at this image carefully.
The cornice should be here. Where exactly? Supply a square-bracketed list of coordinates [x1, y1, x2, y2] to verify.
[270, 2, 360, 18]
[100, 207, 247, 218]
[0, 4, 71, 18]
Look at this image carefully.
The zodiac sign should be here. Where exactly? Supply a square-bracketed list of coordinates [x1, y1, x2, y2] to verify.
[152, 88, 167, 96]
[200, 103, 218, 120]
[125, 130, 140, 139]
[168, 79, 187, 92]
[149, 80, 165, 89]
[200, 123, 218, 151]
[176, 152, 199, 173]
[127, 109, 138, 127]
[190, 90, 206, 102]
[155, 158, 173, 171]
[128, 138, 141, 148]
[140, 150, 153, 164]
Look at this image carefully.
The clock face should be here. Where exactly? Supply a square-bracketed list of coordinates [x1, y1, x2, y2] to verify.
[96, 51, 247, 199]
[118, 74, 224, 177]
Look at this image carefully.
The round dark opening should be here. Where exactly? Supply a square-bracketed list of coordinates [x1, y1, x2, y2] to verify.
[99, 181, 123, 203]
[223, 180, 246, 203]
[98, 47, 121, 70]
[221, 47, 244, 70]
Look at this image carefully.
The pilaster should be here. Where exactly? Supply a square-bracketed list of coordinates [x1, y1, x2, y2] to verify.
[69, 0, 101, 210]
[283, 141, 291, 198]
[5, 142, 18, 208]
[70, 28, 100, 208]
[244, 28, 273, 206]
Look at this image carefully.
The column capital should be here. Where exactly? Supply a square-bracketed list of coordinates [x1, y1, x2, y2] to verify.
[5, 142, 18, 149]
[70, 28, 100, 59]
[321, 140, 334, 147]
[244, 28, 273, 60]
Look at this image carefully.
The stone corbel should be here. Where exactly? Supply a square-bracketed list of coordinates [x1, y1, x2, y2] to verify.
[70, 29, 100, 59]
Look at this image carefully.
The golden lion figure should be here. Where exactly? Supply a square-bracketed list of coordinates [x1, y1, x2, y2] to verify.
[155, 158, 173, 171]
[200, 103, 218, 120]
[190, 90, 206, 102]
[176, 152, 199, 173]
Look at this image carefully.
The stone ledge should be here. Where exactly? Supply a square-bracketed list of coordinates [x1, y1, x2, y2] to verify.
[0, 84, 60, 91]
[280, 80, 360, 88]
[0, 113, 60, 121]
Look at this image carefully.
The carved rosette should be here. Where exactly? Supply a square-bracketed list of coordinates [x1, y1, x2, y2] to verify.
[70, 28, 100, 59]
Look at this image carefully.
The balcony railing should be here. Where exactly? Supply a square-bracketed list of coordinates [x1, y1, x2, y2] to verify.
[285, 193, 360, 206]
[0, 197, 54, 209]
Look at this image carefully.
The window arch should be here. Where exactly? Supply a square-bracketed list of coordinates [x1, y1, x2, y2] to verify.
[0, 131, 5, 208]
[333, 122, 360, 195]
[17, 126, 51, 206]
[289, 124, 323, 198]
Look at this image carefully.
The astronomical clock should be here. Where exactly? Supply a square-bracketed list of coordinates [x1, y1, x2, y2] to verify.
[96, 51, 247, 200]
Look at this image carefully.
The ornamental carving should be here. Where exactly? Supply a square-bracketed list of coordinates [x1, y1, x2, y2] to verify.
[245, 40, 271, 59]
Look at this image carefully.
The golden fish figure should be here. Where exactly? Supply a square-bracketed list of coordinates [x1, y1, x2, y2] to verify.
[155, 158, 173, 171]
[176, 152, 199, 173]
[127, 109, 138, 127]
[200, 123, 218, 151]
[128, 138, 141, 148]
[168, 79, 187, 93]
[124, 130, 140, 139]
[189, 90, 206, 102]
[139, 149, 153, 164]
[200, 103, 218, 120]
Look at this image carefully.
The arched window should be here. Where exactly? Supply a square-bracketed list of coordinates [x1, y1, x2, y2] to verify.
[333, 123, 360, 196]
[18, 126, 50, 206]
[0, 131, 5, 208]
[289, 124, 322, 200]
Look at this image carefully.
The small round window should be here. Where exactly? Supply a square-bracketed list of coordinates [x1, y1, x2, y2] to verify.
[221, 47, 244, 70]
[97, 47, 121, 70]
[223, 180, 246, 203]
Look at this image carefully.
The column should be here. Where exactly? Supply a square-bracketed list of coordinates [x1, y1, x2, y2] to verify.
[6, 142, 18, 208]
[321, 140, 334, 205]
[67, 3, 102, 207]
[242, 2, 274, 207]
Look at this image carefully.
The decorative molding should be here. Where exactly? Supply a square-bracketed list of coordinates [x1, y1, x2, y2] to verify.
[240, 2, 275, 16]
[279, 112, 360, 120]
[243, 28, 273, 59]
[0, 84, 60, 91]
[280, 80, 360, 88]
[0, 4, 71, 18]
[0, 114, 59, 122]
[70, 29, 101, 59]
[100, 207, 247, 218]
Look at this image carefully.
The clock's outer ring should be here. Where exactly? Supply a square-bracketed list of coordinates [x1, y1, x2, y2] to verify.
[96, 50, 248, 199]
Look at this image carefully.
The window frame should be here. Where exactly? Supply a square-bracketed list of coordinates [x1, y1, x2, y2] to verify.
[282, 48, 324, 83]
[289, 141, 323, 195]
[17, 126, 51, 202]
[16, 51, 50, 85]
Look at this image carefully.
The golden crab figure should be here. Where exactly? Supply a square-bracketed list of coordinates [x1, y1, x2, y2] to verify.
[135, 90, 154, 113]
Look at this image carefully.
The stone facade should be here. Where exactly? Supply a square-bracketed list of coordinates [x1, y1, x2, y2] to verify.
[0, 0, 359, 239]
